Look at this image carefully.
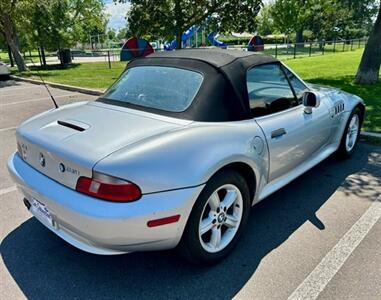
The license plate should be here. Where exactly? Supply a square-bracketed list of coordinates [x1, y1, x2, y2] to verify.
[30, 198, 52, 226]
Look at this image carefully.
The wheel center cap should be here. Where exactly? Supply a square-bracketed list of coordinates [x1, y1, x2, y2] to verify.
[217, 212, 225, 223]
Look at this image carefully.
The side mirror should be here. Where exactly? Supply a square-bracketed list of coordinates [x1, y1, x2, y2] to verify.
[302, 91, 320, 114]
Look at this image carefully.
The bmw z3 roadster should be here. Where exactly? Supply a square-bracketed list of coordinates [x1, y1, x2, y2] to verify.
[8, 49, 364, 264]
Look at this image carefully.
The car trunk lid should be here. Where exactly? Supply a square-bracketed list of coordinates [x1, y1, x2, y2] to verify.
[16, 101, 190, 189]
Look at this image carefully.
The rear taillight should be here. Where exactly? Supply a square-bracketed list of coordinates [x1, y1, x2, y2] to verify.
[17, 142, 27, 160]
[76, 172, 141, 202]
[17, 142, 22, 156]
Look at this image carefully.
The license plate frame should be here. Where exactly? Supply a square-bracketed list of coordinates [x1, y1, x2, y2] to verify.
[30, 197, 53, 226]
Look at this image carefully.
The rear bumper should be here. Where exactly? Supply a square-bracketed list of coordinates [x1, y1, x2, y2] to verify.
[7, 152, 204, 255]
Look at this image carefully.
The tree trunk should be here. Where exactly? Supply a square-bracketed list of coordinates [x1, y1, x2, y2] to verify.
[7, 44, 14, 67]
[37, 47, 42, 65]
[175, 31, 182, 49]
[173, 0, 182, 50]
[296, 28, 304, 48]
[355, 4, 381, 84]
[1, 14, 27, 71]
[40, 46, 46, 66]
[7, 37, 27, 71]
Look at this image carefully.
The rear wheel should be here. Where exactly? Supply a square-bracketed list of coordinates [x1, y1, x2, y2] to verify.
[336, 107, 362, 158]
[179, 170, 250, 264]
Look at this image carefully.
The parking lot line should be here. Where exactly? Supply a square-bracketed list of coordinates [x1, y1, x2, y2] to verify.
[0, 185, 17, 196]
[0, 126, 17, 132]
[0, 93, 80, 107]
[287, 196, 381, 300]
[0, 85, 42, 92]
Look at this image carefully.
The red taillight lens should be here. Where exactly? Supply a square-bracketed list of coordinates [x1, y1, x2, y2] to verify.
[17, 142, 22, 155]
[76, 174, 141, 202]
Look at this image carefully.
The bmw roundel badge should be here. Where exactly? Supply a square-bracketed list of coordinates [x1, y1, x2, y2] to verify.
[59, 163, 66, 173]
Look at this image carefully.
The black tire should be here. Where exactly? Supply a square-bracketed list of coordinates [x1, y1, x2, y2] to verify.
[0, 74, 10, 81]
[336, 107, 362, 159]
[178, 170, 251, 264]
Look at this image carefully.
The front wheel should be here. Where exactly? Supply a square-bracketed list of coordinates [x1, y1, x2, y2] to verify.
[336, 107, 362, 158]
[179, 170, 250, 264]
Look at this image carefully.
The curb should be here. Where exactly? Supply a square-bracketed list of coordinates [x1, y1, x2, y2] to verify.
[10, 75, 104, 96]
[360, 132, 381, 139]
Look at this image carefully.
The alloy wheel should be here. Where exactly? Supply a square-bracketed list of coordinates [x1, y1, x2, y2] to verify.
[345, 114, 359, 152]
[198, 184, 243, 253]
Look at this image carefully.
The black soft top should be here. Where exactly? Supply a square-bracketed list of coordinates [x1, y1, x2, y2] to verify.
[148, 48, 277, 68]
[103, 49, 279, 122]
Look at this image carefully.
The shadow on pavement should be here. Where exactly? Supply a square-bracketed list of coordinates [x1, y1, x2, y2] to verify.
[1, 143, 380, 299]
[0, 79, 22, 88]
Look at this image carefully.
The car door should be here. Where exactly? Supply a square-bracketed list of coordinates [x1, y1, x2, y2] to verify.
[247, 63, 332, 182]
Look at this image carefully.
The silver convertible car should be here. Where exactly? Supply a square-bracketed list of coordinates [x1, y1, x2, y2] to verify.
[8, 49, 364, 264]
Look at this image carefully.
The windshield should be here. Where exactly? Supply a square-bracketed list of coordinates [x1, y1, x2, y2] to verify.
[102, 66, 203, 112]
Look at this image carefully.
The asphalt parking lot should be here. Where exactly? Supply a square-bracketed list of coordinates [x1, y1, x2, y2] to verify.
[1, 80, 380, 300]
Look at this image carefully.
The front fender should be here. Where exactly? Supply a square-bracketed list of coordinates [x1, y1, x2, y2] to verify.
[311, 84, 365, 144]
[94, 121, 268, 194]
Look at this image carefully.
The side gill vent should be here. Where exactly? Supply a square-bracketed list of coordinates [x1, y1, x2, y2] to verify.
[334, 102, 345, 115]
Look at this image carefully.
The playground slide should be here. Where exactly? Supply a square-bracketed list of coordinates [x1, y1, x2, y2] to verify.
[207, 32, 227, 48]
[164, 25, 199, 50]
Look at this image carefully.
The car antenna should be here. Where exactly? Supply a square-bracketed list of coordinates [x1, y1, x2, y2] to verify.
[29, 56, 59, 109]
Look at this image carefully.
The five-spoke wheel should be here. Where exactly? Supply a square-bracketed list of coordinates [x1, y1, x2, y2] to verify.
[199, 184, 243, 253]
[179, 170, 250, 264]
[337, 107, 362, 158]
[345, 113, 360, 152]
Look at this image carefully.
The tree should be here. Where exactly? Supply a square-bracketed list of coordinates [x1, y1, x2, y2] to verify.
[270, 0, 378, 42]
[339, 0, 379, 38]
[355, 2, 381, 84]
[0, 0, 28, 71]
[255, 2, 275, 36]
[117, 28, 128, 41]
[24, 0, 106, 49]
[107, 29, 117, 41]
[270, 0, 308, 43]
[117, 0, 262, 49]
[304, 0, 350, 40]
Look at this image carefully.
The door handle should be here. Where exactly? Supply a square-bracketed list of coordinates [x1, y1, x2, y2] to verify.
[271, 128, 286, 139]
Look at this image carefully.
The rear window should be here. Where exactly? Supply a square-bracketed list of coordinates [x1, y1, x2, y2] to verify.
[102, 66, 203, 112]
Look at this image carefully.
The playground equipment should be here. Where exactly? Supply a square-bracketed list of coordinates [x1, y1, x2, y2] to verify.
[164, 25, 199, 50]
[247, 34, 264, 52]
[207, 32, 227, 48]
[164, 23, 227, 50]
[120, 37, 154, 61]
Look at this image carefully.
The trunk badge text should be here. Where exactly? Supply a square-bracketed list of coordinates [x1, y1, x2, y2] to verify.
[39, 153, 45, 167]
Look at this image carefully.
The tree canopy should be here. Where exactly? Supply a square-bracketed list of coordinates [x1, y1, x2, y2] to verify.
[116, 0, 262, 49]
[268, 0, 379, 41]
[0, 0, 107, 70]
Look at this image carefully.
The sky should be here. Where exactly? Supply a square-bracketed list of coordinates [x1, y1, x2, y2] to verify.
[104, 0, 130, 31]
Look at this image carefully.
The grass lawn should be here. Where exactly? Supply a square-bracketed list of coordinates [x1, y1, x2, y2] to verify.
[12, 48, 380, 132]
[285, 50, 381, 132]
[13, 61, 127, 90]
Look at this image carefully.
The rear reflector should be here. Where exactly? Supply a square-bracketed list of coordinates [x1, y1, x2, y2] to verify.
[147, 215, 181, 227]
[76, 174, 141, 202]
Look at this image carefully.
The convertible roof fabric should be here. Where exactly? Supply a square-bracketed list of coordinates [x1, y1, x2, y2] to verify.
[148, 48, 277, 68]
[101, 49, 279, 121]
